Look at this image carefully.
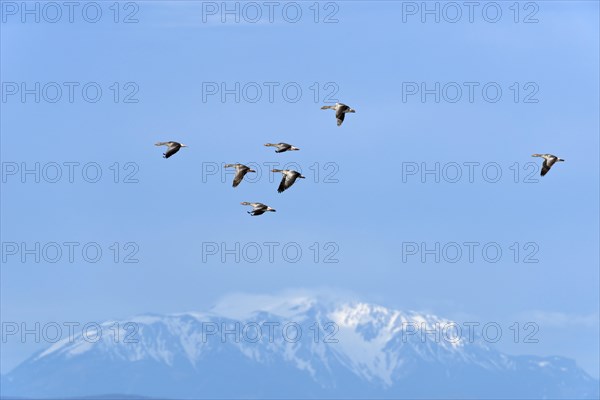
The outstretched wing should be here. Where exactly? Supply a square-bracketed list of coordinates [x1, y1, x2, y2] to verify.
[164, 143, 181, 159]
[233, 168, 249, 187]
[278, 174, 298, 193]
[277, 175, 287, 193]
[541, 160, 551, 176]
[336, 110, 346, 126]
[277, 143, 291, 152]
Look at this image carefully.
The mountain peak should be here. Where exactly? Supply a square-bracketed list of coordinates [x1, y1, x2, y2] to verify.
[3, 297, 598, 399]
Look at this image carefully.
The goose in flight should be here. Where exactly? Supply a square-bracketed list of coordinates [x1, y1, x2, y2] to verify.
[155, 141, 187, 159]
[224, 163, 256, 187]
[272, 169, 305, 193]
[532, 154, 565, 176]
[321, 103, 356, 126]
[241, 202, 276, 216]
[264, 143, 300, 153]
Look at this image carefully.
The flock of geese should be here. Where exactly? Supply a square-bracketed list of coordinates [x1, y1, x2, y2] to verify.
[155, 103, 565, 215]
[154, 102, 357, 216]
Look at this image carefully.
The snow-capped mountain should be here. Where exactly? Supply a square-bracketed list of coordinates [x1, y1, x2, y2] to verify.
[2, 296, 598, 399]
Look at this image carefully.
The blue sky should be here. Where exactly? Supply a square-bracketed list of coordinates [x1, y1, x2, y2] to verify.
[1, 0, 599, 379]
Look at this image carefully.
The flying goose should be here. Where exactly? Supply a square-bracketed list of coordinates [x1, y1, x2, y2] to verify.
[264, 143, 300, 153]
[155, 141, 187, 158]
[272, 169, 305, 193]
[532, 154, 565, 176]
[321, 103, 356, 126]
[241, 202, 276, 216]
[224, 163, 256, 187]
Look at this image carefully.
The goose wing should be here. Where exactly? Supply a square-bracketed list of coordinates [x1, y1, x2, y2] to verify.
[233, 167, 249, 187]
[277, 143, 291, 152]
[278, 173, 299, 193]
[253, 202, 268, 210]
[541, 159, 551, 176]
[164, 143, 181, 159]
[335, 109, 346, 126]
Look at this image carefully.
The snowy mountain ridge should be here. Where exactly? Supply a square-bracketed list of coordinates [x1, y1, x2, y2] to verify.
[2, 296, 598, 399]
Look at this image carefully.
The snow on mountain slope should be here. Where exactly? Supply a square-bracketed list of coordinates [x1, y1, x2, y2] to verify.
[2, 296, 598, 399]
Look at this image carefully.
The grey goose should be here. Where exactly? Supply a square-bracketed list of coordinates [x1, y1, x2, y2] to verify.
[155, 141, 187, 159]
[532, 154, 565, 176]
[272, 169, 305, 193]
[224, 163, 256, 187]
[321, 102, 356, 126]
[241, 202, 276, 216]
[264, 143, 300, 153]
